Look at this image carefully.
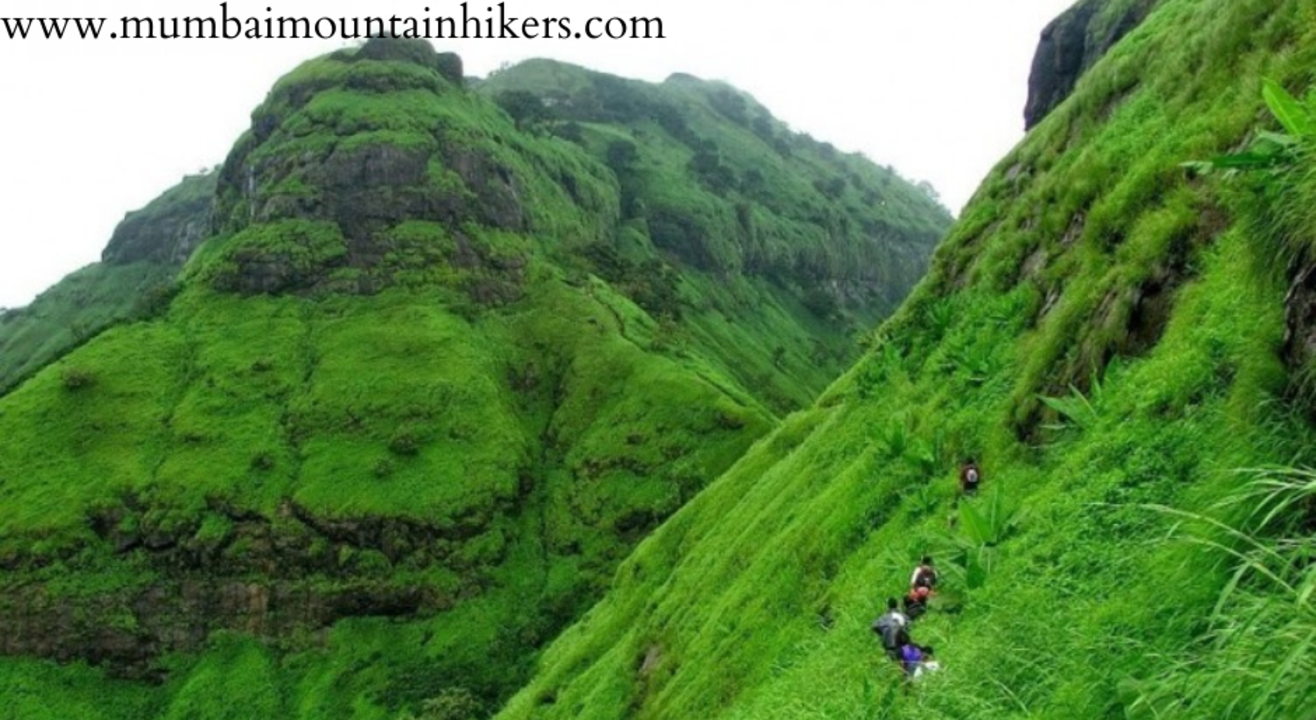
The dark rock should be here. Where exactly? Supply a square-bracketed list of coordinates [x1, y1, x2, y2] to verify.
[1025, 0, 1161, 129]
[102, 172, 218, 266]
[209, 43, 528, 299]
[355, 38, 464, 86]
[435, 53, 465, 86]
[0, 494, 490, 678]
[1283, 260, 1316, 370]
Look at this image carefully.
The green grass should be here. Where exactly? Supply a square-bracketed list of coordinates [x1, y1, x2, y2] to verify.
[0, 38, 948, 719]
[0, 262, 174, 393]
[0, 657, 159, 719]
[489, 1, 1316, 718]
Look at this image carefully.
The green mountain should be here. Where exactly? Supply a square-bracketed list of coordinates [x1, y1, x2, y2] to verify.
[0, 171, 215, 394]
[0, 39, 947, 718]
[484, 1, 1316, 718]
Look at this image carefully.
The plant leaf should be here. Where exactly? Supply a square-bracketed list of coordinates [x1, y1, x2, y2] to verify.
[1206, 151, 1282, 169]
[1256, 130, 1300, 147]
[959, 501, 991, 546]
[1263, 78, 1314, 137]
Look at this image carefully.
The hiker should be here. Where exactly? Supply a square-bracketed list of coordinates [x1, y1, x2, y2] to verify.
[899, 643, 936, 678]
[911, 645, 941, 680]
[910, 555, 938, 592]
[960, 460, 982, 496]
[904, 585, 932, 621]
[871, 598, 910, 660]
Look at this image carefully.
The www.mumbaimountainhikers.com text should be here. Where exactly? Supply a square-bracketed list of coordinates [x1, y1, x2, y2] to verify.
[1, 2, 666, 41]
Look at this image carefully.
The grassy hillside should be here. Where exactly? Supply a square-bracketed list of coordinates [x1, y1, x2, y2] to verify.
[477, 59, 949, 410]
[0, 172, 215, 394]
[491, 1, 1316, 718]
[0, 39, 948, 718]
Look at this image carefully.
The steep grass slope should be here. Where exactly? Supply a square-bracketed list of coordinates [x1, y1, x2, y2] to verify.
[493, 1, 1316, 718]
[0, 39, 948, 719]
[0, 172, 215, 393]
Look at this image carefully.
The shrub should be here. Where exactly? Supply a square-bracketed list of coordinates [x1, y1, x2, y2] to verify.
[405, 688, 484, 720]
[61, 367, 95, 391]
[133, 281, 180, 320]
[552, 121, 585, 144]
[496, 90, 552, 130]
[605, 140, 639, 174]
[389, 430, 422, 456]
[250, 452, 275, 471]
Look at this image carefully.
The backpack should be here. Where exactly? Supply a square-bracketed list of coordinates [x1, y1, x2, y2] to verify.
[874, 613, 909, 649]
[872, 612, 896, 635]
[883, 624, 910, 650]
[871, 617, 885, 636]
[913, 567, 936, 589]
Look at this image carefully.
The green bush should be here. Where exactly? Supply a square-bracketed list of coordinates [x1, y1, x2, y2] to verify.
[60, 367, 95, 391]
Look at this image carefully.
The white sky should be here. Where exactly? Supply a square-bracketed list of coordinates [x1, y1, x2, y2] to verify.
[0, 0, 1076, 309]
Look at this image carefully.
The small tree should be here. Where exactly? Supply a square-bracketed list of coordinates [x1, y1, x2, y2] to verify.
[399, 688, 483, 720]
[606, 140, 639, 174]
[495, 90, 551, 130]
[61, 367, 95, 391]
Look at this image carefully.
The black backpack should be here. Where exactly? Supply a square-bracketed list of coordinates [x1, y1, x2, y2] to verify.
[913, 567, 936, 589]
[882, 623, 909, 650]
[873, 614, 908, 649]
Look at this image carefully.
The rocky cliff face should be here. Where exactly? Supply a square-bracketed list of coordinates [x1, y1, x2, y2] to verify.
[101, 172, 217, 266]
[0, 494, 491, 680]
[207, 38, 565, 297]
[1024, 0, 1161, 129]
[1286, 263, 1316, 372]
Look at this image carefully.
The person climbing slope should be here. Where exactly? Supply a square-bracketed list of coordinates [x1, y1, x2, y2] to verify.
[910, 555, 938, 592]
[902, 556, 938, 620]
[899, 643, 936, 678]
[871, 598, 910, 660]
[960, 459, 982, 496]
[904, 585, 932, 620]
[911, 645, 940, 680]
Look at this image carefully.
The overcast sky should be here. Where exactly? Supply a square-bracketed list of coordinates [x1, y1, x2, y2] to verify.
[0, 0, 1076, 309]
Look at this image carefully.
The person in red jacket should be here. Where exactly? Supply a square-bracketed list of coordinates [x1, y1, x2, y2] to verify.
[904, 585, 933, 620]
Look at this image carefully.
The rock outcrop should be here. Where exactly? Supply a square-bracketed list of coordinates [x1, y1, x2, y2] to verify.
[0, 173, 218, 393]
[101, 171, 217, 266]
[208, 38, 554, 297]
[1024, 0, 1161, 129]
[1284, 260, 1316, 372]
[0, 495, 488, 679]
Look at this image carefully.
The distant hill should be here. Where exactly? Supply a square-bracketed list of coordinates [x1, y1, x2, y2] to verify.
[0, 171, 215, 393]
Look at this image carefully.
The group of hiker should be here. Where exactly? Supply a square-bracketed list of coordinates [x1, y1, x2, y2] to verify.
[870, 460, 983, 681]
[872, 556, 941, 679]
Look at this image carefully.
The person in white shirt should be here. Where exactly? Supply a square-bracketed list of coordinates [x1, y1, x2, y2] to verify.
[910, 556, 938, 591]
